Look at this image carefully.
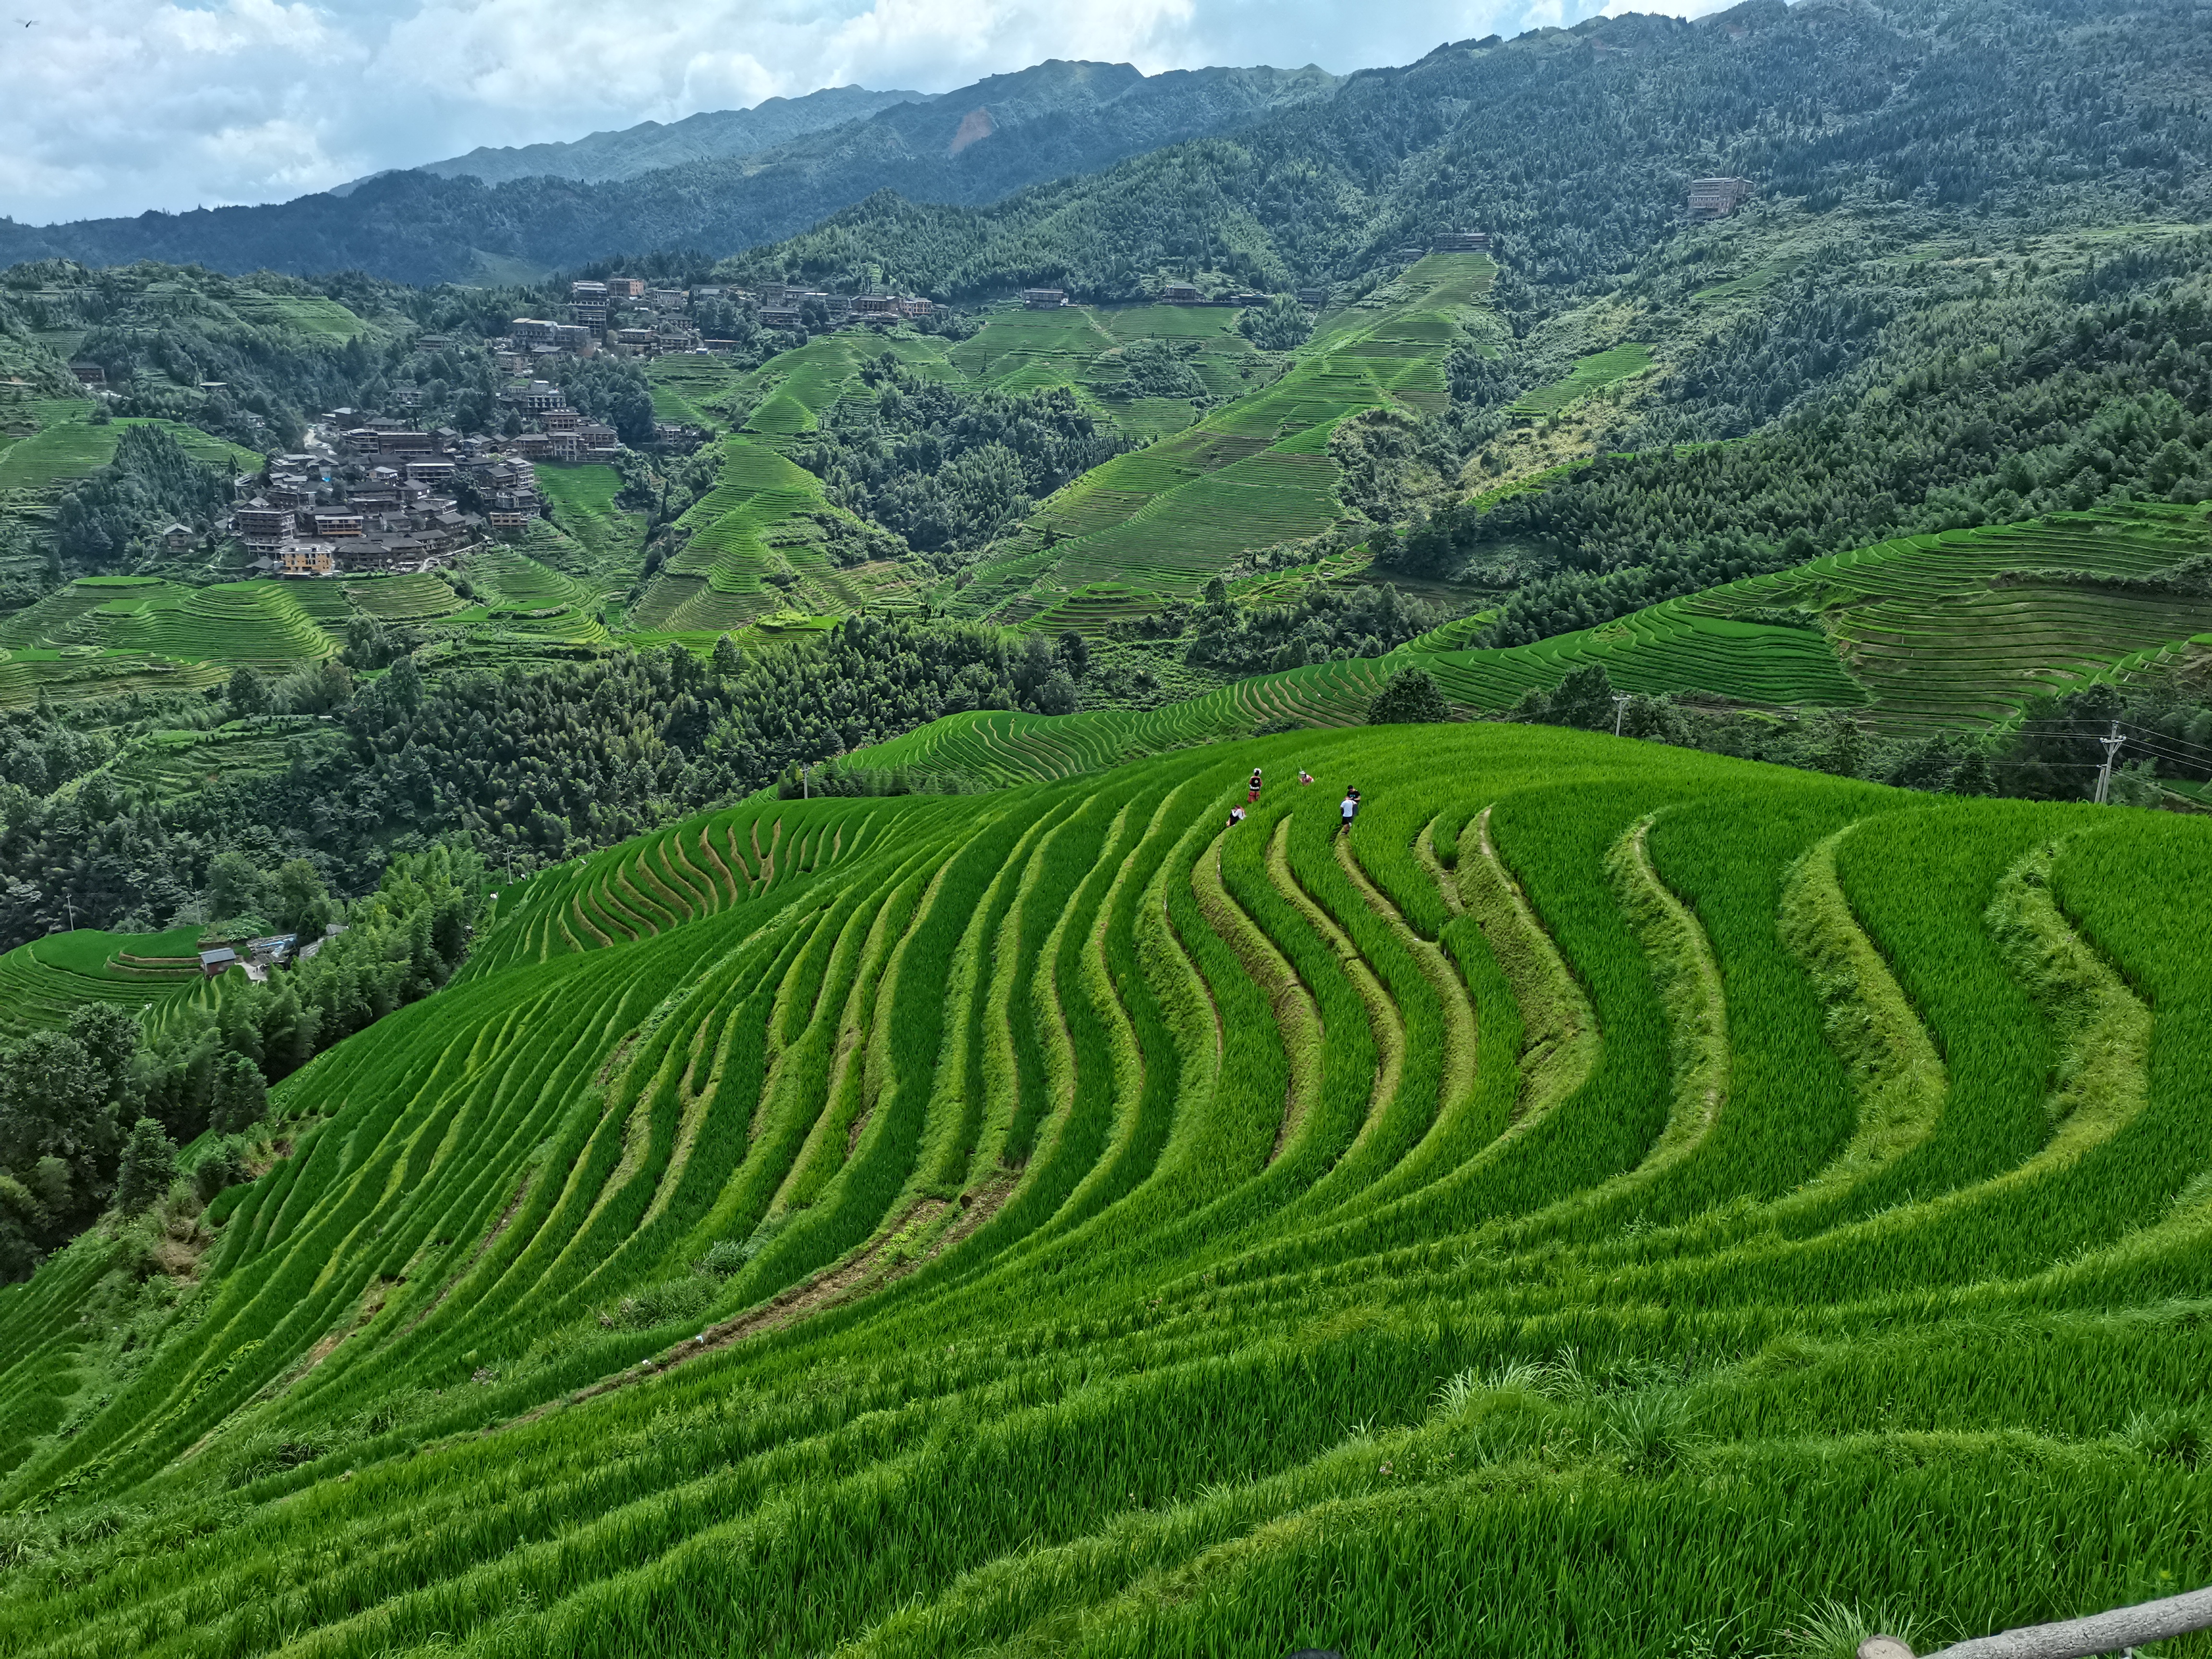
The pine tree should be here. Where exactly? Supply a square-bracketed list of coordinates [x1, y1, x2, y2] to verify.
[227, 667, 269, 722]
[1948, 746, 1996, 796]
[210, 1053, 268, 1138]
[114, 1118, 177, 1213]
[1368, 667, 1451, 725]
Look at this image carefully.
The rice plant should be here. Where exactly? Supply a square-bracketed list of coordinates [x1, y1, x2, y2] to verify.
[0, 722, 2204, 1657]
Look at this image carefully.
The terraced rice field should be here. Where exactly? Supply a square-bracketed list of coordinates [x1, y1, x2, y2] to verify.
[282, 580, 356, 631]
[736, 333, 961, 436]
[1025, 582, 1172, 633]
[862, 510, 2212, 784]
[343, 574, 468, 621]
[0, 568, 584, 703]
[1424, 603, 1868, 713]
[1701, 505, 2212, 730]
[949, 305, 1123, 397]
[635, 437, 878, 635]
[0, 414, 256, 498]
[0, 651, 224, 709]
[957, 255, 1497, 619]
[2, 723, 2206, 1656]
[947, 303, 1261, 434]
[866, 508, 2212, 792]
[220, 294, 371, 338]
[1509, 343, 1656, 418]
[0, 926, 222, 1041]
[118, 582, 337, 668]
[534, 464, 646, 577]
[644, 354, 748, 429]
[468, 546, 597, 612]
[850, 615, 1856, 793]
[0, 578, 131, 650]
[105, 719, 349, 802]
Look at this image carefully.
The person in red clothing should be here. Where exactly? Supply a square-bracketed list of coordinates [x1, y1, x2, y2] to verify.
[1248, 767, 1263, 804]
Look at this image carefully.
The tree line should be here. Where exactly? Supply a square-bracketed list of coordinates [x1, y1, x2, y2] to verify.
[0, 615, 1095, 951]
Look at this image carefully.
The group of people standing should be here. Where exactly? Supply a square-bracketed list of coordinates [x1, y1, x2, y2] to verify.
[1224, 766, 1360, 831]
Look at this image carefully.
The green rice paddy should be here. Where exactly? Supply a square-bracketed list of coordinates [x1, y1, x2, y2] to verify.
[0, 415, 256, 498]
[644, 354, 750, 429]
[2, 721, 2206, 1656]
[1736, 506, 2212, 730]
[0, 925, 226, 1042]
[533, 464, 646, 578]
[219, 294, 372, 339]
[953, 255, 1499, 621]
[1509, 343, 1657, 418]
[102, 718, 350, 802]
[850, 506, 2212, 787]
[737, 332, 963, 436]
[631, 436, 892, 636]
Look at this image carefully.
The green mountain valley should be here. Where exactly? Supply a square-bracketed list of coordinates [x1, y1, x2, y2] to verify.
[2, 0, 2212, 1649]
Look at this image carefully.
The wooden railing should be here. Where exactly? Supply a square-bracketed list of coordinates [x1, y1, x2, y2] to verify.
[1859, 1586, 2212, 1659]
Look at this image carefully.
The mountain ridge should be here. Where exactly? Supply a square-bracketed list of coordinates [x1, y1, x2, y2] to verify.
[0, 59, 1343, 284]
[374, 84, 930, 191]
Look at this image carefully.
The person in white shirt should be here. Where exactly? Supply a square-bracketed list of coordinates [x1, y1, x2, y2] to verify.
[1338, 791, 1357, 834]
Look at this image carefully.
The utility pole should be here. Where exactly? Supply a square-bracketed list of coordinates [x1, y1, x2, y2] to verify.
[2092, 720, 2125, 805]
[1613, 694, 1632, 739]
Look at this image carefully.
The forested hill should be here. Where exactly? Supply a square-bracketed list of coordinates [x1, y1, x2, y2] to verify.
[729, 0, 2212, 301]
[394, 85, 928, 190]
[7, 0, 2204, 294]
[0, 61, 1340, 286]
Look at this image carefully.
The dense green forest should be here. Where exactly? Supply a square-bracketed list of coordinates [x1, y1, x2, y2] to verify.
[797, 358, 1129, 560]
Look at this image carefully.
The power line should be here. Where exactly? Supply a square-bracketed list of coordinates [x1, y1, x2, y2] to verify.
[2116, 721, 2212, 767]
[2108, 734, 2212, 771]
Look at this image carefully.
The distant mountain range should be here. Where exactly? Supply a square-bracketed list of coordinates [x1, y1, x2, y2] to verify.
[340, 84, 927, 192]
[0, 60, 1339, 285]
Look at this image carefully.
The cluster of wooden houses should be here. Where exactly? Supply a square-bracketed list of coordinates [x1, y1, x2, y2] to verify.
[234, 422, 523, 577]
[493, 276, 936, 367]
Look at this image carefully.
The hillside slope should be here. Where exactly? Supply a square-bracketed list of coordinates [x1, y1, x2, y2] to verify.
[0, 725, 2207, 1654]
[724, 0, 2212, 302]
[829, 503, 2212, 792]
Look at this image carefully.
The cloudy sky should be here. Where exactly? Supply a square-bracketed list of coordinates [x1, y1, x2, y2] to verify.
[0, 0, 1706, 226]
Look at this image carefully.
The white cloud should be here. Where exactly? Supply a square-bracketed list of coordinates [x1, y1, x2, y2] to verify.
[155, 0, 339, 58]
[0, 0, 1614, 225]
